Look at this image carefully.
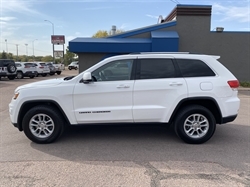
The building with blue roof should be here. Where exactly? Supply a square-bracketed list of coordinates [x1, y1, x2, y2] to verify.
[69, 4, 250, 81]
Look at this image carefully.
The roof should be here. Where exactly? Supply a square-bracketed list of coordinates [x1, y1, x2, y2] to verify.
[69, 31, 179, 53]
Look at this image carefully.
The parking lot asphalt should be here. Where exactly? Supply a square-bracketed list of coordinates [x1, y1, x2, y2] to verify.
[0, 70, 249, 187]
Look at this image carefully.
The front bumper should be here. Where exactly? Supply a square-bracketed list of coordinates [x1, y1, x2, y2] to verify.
[24, 71, 37, 77]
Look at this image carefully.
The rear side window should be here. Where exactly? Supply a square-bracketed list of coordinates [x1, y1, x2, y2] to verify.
[176, 59, 215, 77]
[24, 63, 33, 67]
[137, 59, 175, 79]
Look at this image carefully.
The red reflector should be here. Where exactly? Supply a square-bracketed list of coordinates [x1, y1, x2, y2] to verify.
[227, 80, 239, 88]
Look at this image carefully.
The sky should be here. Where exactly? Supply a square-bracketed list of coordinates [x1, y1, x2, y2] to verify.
[0, 0, 250, 56]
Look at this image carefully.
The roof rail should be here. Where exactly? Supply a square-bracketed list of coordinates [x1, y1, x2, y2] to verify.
[129, 52, 190, 54]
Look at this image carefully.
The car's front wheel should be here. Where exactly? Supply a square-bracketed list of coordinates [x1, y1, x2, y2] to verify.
[22, 106, 65, 144]
[174, 105, 216, 144]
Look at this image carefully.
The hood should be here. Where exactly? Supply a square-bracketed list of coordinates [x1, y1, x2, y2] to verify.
[16, 78, 64, 91]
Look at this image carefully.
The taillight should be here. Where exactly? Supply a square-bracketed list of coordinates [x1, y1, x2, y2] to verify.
[39, 66, 44, 69]
[227, 80, 239, 88]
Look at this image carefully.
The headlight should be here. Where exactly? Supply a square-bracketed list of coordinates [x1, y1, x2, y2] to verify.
[13, 92, 19, 100]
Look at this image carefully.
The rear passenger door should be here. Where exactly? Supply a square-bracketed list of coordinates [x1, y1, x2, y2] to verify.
[133, 56, 188, 123]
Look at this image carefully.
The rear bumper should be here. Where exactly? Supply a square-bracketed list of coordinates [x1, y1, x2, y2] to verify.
[0, 72, 16, 76]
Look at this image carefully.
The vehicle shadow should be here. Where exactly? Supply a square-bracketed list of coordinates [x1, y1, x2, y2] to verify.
[30, 123, 250, 171]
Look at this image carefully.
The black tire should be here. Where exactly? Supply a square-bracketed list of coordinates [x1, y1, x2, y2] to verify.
[30, 76, 35, 79]
[68, 67, 72, 70]
[50, 73, 55, 75]
[174, 105, 216, 144]
[56, 71, 61, 75]
[7, 64, 16, 73]
[22, 105, 65, 144]
[8, 75, 15, 80]
[42, 73, 47, 77]
[75, 67, 78, 70]
[16, 71, 23, 79]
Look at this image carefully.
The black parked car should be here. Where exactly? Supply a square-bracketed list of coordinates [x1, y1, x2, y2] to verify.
[0, 59, 17, 80]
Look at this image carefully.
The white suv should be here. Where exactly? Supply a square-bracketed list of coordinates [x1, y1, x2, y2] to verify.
[15, 62, 37, 79]
[9, 53, 240, 144]
[33, 62, 50, 77]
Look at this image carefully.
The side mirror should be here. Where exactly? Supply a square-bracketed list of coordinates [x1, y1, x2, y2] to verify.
[82, 72, 92, 83]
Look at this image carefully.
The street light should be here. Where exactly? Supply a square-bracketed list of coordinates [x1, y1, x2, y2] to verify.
[32, 39, 38, 62]
[44, 19, 55, 63]
[16, 44, 19, 61]
[25, 44, 28, 56]
[5, 39, 8, 53]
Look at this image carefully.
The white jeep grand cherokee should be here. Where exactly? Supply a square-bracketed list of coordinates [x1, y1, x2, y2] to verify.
[9, 53, 240, 144]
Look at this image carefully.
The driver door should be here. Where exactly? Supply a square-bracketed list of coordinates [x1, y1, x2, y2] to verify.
[73, 58, 135, 123]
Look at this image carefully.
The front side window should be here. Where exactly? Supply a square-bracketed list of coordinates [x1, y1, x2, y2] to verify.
[137, 58, 176, 79]
[176, 59, 215, 77]
[92, 59, 133, 82]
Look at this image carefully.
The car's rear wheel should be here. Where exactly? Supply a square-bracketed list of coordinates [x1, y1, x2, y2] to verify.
[174, 105, 216, 144]
[22, 106, 65, 144]
[68, 67, 72, 70]
[56, 71, 61, 75]
[42, 73, 47, 77]
[16, 71, 23, 79]
[30, 76, 35, 79]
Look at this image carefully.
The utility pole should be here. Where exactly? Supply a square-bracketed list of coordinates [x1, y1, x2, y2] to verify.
[25, 44, 28, 56]
[32, 39, 37, 62]
[5, 39, 8, 53]
[16, 44, 19, 61]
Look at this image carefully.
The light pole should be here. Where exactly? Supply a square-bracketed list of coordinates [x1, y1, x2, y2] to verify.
[44, 19, 55, 63]
[32, 39, 37, 62]
[16, 44, 19, 61]
[5, 39, 8, 53]
[25, 44, 28, 56]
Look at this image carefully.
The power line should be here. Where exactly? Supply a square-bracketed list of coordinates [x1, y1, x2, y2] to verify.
[170, 0, 180, 4]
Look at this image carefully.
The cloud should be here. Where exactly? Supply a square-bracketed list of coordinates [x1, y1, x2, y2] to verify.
[119, 23, 129, 30]
[0, 17, 16, 21]
[1, 0, 48, 18]
[146, 14, 159, 19]
[83, 6, 113, 10]
[213, 3, 250, 22]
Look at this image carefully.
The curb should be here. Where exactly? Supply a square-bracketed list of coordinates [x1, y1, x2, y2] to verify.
[238, 87, 250, 91]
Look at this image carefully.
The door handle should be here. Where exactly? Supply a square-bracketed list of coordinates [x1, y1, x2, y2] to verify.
[117, 85, 130, 88]
[169, 82, 183, 86]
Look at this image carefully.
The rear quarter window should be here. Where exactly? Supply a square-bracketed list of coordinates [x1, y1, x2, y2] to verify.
[176, 59, 215, 77]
